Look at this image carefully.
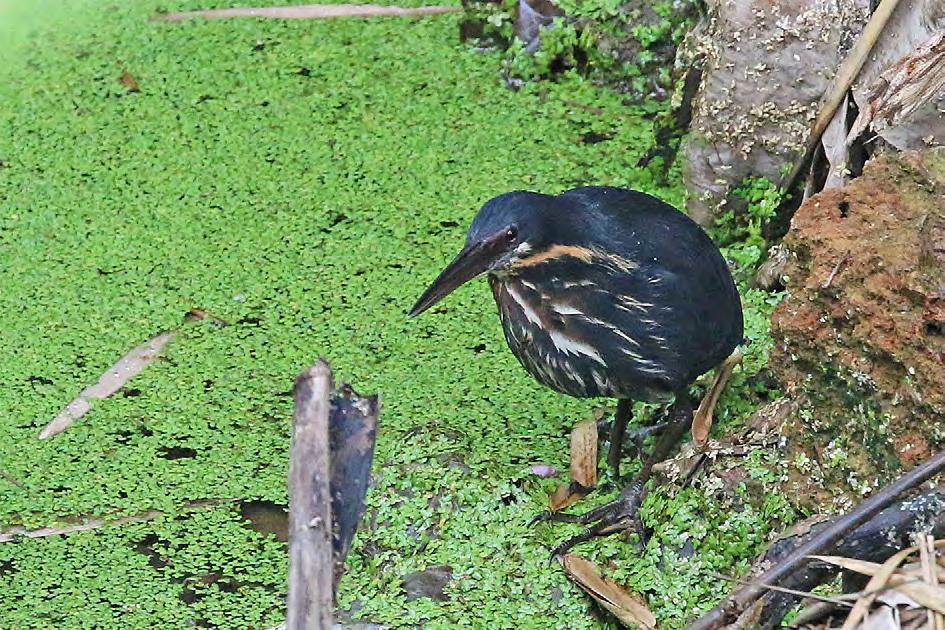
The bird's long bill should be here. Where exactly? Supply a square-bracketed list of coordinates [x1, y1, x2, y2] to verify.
[409, 233, 506, 317]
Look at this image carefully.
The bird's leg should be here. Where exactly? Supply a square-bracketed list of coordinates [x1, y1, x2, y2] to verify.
[606, 398, 634, 479]
[595, 419, 670, 461]
[538, 394, 694, 558]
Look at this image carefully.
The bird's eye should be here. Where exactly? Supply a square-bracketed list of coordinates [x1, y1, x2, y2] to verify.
[505, 226, 518, 242]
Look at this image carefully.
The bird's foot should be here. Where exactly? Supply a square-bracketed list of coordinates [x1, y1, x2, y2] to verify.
[532, 480, 647, 560]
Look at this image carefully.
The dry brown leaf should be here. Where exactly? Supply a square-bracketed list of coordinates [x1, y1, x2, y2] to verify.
[561, 554, 657, 629]
[859, 606, 899, 630]
[570, 418, 598, 488]
[811, 553, 945, 582]
[818, 548, 915, 630]
[889, 579, 945, 616]
[814, 553, 945, 622]
[692, 348, 741, 448]
[548, 483, 583, 511]
[119, 70, 140, 93]
[38, 331, 175, 439]
[153, 4, 461, 22]
[548, 419, 598, 510]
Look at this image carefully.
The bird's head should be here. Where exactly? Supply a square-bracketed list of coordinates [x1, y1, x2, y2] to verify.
[409, 191, 572, 317]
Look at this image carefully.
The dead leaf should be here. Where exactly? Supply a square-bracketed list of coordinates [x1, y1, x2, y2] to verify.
[153, 4, 462, 22]
[692, 348, 741, 448]
[561, 554, 656, 629]
[548, 481, 592, 511]
[38, 331, 175, 439]
[813, 552, 945, 621]
[859, 606, 899, 630]
[875, 590, 921, 608]
[548, 419, 598, 510]
[119, 69, 139, 93]
[570, 418, 598, 488]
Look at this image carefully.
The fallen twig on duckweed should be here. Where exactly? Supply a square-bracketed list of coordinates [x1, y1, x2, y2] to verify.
[38, 309, 224, 440]
[38, 330, 176, 439]
[0, 499, 233, 543]
[152, 4, 462, 22]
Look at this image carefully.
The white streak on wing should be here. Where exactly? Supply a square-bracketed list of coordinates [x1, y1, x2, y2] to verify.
[590, 370, 607, 391]
[561, 360, 585, 388]
[506, 283, 542, 326]
[563, 279, 596, 288]
[614, 296, 653, 313]
[520, 280, 538, 290]
[585, 316, 641, 348]
[547, 329, 606, 365]
[551, 302, 584, 316]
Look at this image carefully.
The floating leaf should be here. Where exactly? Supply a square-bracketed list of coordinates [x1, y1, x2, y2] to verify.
[548, 419, 598, 510]
[570, 418, 598, 488]
[561, 554, 656, 629]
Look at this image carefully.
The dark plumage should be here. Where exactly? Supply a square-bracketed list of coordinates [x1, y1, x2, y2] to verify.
[410, 185, 744, 555]
[412, 186, 742, 403]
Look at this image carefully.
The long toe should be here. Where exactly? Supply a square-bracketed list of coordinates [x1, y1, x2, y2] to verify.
[545, 482, 648, 558]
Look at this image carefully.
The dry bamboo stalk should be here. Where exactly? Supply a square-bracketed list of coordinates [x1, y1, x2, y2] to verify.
[778, 0, 903, 196]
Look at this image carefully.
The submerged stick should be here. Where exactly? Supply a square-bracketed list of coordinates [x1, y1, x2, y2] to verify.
[153, 4, 461, 22]
[287, 360, 334, 630]
[686, 449, 945, 630]
[0, 499, 232, 543]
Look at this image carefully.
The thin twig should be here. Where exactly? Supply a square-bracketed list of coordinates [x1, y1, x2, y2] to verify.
[153, 4, 461, 22]
[38, 331, 175, 439]
[0, 499, 232, 543]
[686, 449, 945, 630]
[708, 572, 855, 608]
[822, 254, 850, 289]
[778, 0, 903, 197]
[287, 360, 334, 630]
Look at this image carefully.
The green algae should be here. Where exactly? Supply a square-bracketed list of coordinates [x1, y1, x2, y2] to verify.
[0, 1, 789, 628]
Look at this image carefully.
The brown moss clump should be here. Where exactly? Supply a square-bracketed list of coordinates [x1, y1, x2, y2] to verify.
[770, 148, 945, 509]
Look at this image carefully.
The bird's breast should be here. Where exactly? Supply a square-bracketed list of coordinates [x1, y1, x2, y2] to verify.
[488, 275, 670, 400]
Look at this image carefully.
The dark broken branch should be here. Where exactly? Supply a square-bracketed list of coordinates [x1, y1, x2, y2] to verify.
[755, 489, 945, 628]
[328, 384, 379, 591]
[686, 449, 945, 629]
[287, 360, 334, 630]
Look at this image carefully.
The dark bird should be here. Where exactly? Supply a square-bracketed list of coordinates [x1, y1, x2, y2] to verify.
[410, 186, 743, 554]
